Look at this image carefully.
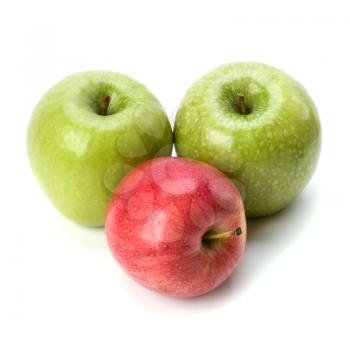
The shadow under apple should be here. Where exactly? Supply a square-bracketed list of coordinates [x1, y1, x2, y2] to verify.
[54, 182, 320, 311]
[54, 215, 107, 252]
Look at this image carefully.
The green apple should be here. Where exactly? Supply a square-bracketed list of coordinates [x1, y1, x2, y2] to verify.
[27, 71, 173, 226]
[174, 62, 321, 217]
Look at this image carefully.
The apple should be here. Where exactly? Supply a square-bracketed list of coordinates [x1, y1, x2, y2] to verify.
[27, 71, 173, 226]
[174, 62, 321, 217]
[106, 157, 246, 297]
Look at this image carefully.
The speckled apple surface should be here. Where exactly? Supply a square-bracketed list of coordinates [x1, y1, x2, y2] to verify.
[174, 62, 321, 217]
[106, 157, 246, 298]
[27, 72, 173, 226]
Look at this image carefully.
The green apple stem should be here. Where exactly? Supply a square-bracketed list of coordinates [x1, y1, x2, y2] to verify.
[100, 95, 111, 116]
[237, 92, 249, 115]
[203, 227, 242, 240]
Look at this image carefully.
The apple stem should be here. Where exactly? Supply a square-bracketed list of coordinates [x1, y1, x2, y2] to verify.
[100, 95, 111, 116]
[237, 92, 249, 115]
[203, 227, 242, 240]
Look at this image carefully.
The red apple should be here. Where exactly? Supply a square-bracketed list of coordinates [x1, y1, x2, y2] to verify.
[106, 157, 246, 297]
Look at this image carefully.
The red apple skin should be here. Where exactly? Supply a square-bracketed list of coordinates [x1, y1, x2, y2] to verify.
[106, 157, 246, 297]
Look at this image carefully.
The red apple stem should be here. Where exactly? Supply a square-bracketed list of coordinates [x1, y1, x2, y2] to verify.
[237, 92, 248, 115]
[100, 95, 111, 116]
[203, 227, 242, 240]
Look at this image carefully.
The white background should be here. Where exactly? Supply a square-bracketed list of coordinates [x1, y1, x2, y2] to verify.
[1, 1, 349, 349]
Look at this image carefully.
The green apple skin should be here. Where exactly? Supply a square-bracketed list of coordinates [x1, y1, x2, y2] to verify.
[27, 71, 173, 227]
[174, 62, 321, 217]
